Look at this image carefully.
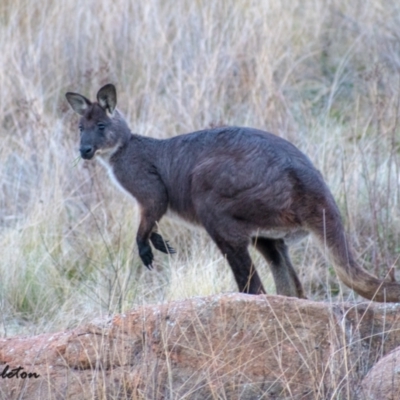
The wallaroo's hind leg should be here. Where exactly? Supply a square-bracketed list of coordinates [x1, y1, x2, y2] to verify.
[207, 232, 266, 294]
[253, 237, 306, 299]
[195, 202, 266, 294]
[218, 241, 266, 294]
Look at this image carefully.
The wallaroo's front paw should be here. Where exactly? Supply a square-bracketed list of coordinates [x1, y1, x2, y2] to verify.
[150, 232, 176, 254]
[138, 243, 154, 270]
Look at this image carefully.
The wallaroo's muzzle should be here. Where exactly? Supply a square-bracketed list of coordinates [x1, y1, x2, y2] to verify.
[80, 145, 95, 160]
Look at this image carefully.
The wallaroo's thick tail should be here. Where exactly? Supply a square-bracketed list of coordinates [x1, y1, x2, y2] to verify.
[314, 217, 400, 303]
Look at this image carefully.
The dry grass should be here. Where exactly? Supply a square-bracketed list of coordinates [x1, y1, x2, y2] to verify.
[1, 0, 400, 345]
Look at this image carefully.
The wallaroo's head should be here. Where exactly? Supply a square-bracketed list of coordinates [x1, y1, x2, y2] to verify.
[66, 84, 128, 160]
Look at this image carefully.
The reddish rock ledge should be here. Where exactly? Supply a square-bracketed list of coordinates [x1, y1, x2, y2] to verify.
[1, 294, 400, 399]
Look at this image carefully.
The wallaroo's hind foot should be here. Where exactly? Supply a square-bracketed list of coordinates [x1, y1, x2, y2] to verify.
[241, 265, 266, 295]
[241, 282, 266, 295]
[275, 282, 307, 299]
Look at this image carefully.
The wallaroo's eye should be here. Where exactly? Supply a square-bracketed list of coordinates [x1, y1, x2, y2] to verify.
[97, 123, 106, 130]
[79, 125, 83, 132]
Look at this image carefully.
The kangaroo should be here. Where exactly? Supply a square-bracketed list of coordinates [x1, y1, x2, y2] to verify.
[65, 84, 400, 302]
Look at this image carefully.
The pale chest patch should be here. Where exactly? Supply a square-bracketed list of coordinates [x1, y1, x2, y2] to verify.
[96, 154, 136, 202]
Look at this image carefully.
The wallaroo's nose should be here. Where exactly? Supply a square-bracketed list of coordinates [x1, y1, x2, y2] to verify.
[80, 145, 95, 159]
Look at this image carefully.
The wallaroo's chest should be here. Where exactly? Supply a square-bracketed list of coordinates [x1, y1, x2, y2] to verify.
[96, 155, 135, 200]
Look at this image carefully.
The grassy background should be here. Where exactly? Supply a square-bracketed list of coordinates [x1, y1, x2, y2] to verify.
[1, 0, 400, 336]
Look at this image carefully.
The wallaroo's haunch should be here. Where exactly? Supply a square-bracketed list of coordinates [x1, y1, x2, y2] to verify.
[66, 84, 400, 302]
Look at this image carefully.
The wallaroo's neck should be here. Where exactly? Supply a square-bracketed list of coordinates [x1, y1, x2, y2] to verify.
[104, 114, 161, 167]
[112, 109, 132, 145]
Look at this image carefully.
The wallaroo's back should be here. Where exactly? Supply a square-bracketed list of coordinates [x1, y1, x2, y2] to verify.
[66, 84, 400, 302]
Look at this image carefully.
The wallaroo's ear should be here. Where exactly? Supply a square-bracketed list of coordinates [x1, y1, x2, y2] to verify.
[97, 84, 117, 114]
[65, 92, 91, 116]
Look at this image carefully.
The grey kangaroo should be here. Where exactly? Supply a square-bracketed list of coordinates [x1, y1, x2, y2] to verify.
[65, 84, 400, 302]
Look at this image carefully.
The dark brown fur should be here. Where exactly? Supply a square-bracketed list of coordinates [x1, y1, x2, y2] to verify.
[65, 84, 400, 302]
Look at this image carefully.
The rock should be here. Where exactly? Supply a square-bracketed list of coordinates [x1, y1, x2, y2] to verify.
[1, 294, 400, 399]
[361, 346, 400, 400]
